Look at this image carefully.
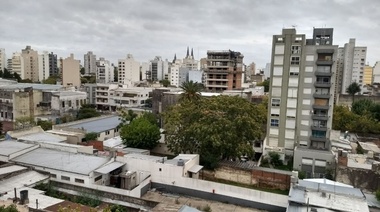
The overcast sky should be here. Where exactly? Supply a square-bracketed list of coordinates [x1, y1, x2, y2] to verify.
[0, 0, 379, 68]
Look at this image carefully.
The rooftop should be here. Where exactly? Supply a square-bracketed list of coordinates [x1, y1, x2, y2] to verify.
[18, 132, 66, 143]
[60, 115, 121, 133]
[358, 142, 380, 154]
[0, 83, 62, 91]
[0, 140, 37, 157]
[103, 136, 123, 148]
[0, 170, 49, 193]
[52, 90, 87, 97]
[0, 165, 27, 175]
[125, 153, 166, 163]
[11, 148, 110, 175]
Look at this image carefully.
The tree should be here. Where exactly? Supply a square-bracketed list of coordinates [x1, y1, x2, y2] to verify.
[118, 109, 138, 126]
[80, 67, 85, 75]
[346, 82, 361, 103]
[83, 132, 98, 142]
[13, 72, 21, 82]
[15, 116, 35, 130]
[37, 120, 52, 131]
[160, 79, 170, 87]
[257, 79, 270, 92]
[43, 75, 59, 84]
[163, 95, 266, 169]
[376, 189, 380, 201]
[77, 104, 100, 120]
[352, 99, 374, 116]
[179, 81, 203, 102]
[0, 204, 19, 212]
[120, 116, 161, 149]
[114, 67, 118, 82]
[140, 112, 158, 126]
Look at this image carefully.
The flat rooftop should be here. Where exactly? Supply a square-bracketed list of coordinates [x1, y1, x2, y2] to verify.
[0, 165, 27, 175]
[125, 153, 165, 163]
[18, 132, 66, 143]
[52, 90, 87, 97]
[0, 83, 62, 91]
[11, 148, 110, 175]
[0, 140, 37, 157]
[0, 170, 49, 193]
[63, 116, 121, 133]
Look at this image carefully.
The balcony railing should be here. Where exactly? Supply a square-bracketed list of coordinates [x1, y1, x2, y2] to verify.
[313, 93, 330, 99]
[316, 59, 333, 65]
[312, 114, 328, 121]
[310, 135, 328, 143]
[315, 71, 333, 77]
[311, 125, 328, 131]
[314, 81, 331, 88]
[312, 104, 329, 110]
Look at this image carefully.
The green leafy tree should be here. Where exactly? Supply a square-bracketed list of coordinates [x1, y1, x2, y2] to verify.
[179, 80, 203, 102]
[0, 204, 19, 212]
[80, 67, 85, 75]
[118, 109, 138, 127]
[163, 95, 266, 169]
[160, 79, 170, 87]
[15, 116, 36, 130]
[120, 116, 161, 149]
[352, 99, 374, 116]
[77, 104, 100, 120]
[0, 69, 3, 77]
[37, 120, 53, 131]
[83, 132, 98, 142]
[268, 152, 283, 167]
[346, 82, 361, 103]
[376, 189, 380, 201]
[13, 73, 21, 82]
[140, 112, 158, 126]
[257, 79, 270, 92]
[43, 75, 59, 84]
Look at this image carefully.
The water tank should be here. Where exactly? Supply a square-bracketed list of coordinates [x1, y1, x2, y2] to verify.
[177, 159, 184, 166]
[20, 190, 29, 204]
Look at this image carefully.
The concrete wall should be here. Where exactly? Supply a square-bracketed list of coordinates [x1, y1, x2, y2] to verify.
[337, 94, 380, 106]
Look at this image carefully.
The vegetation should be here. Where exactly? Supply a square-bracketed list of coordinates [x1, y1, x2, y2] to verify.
[120, 113, 161, 150]
[163, 95, 267, 169]
[145, 98, 152, 108]
[81, 75, 96, 84]
[118, 109, 138, 126]
[37, 120, 53, 131]
[77, 104, 100, 120]
[14, 116, 36, 130]
[257, 79, 270, 92]
[356, 144, 364, 154]
[43, 75, 60, 84]
[179, 80, 203, 102]
[0, 204, 18, 212]
[333, 103, 380, 134]
[268, 152, 283, 167]
[376, 189, 380, 201]
[84, 132, 98, 142]
[202, 205, 212, 212]
[114, 67, 118, 82]
[0, 68, 21, 82]
[346, 82, 361, 103]
[80, 67, 85, 75]
[160, 79, 170, 87]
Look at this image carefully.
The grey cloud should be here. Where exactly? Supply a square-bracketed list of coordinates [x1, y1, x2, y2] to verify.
[0, 0, 380, 68]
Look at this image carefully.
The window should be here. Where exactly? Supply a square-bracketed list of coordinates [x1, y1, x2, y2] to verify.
[105, 130, 110, 135]
[286, 119, 295, 128]
[270, 119, 279, 127]
[75, 178, 84, 184]
[285, 129, 295, 139]
[271, 108, 280, 117]
[272, 87, 282, 96]
[305, 66, 313, 72]
[286, 109, 296, 118]
[274, 56, 284, 65]
[273, 67, 283, 76]
[50, 174, 57, 178]
[272, 77, 282, 86]
[95, 175, 102, 182]
[306, 55, 314, 61]
[62, 101, 65, 108]
[287, 99, 297, 108]
[304, 78, 312, 84]
[288, 88, 298, 98]
[303, 99, 311, 105]
[301, 120, 309, 126]
[291, 46, 301, 54]
[290, 66, 299, 76]
[269, 128, 279, 136]
[312, 130, 326, 138]
[61, 176, 70, 181]
[275, 45, 285, 54]
[291, 56, 300, 65]
[159, 168, 162, 171]
[272, 98, 280, 107]
[68, 100, 72, 107]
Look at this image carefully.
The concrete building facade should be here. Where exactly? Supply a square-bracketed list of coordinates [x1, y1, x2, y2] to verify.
[96, 57, 114, 84]
[265, 28, 336, 178]
[335, 39, 367, 96]
[118, 54, 140, 84]
[0, 48, 6, 72]
[147, 56, 169, 81]
[61, 54, 81, 88]
[205, 50, 244, 92]
[38, 51, 50, 81]
[373, 61, 380, 84]
[21, 46, 39, 82]
[48, 52, 59, 76]
[84, 51, 97, 75]
[363, 65, 373, 86]
[9, 53, 24, 78]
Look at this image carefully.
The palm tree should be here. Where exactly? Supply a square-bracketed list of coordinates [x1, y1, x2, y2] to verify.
[346, 82, 361, 103]
[179, 81, 203, 102]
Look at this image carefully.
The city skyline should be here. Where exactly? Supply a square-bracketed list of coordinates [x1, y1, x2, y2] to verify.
[0, 0, 379, 68]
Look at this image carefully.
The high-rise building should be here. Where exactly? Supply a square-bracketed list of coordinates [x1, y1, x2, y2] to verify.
[10, 52, 24, 78]
[170, 47, 199, 87]
[246, 62, 256, 82]
[363, 65, 373, 86]
[335, 39, 367, 97]
[84, 51, 97, 75]
[38, 51, 50, 81]
[147, 56, 169, 81]
[96, 57, 114, 84]
[118, 54, 140, 84]
[373, 62, 380, 84]
[265, 28, 337, 178]
[205, 50, 244, 92]
[262, 63, 271, 79]
[48, 52, 59, 76]
[140, 62, 149, 81]
[61, 54, 80, 88]
[21, 46, 39, 82]
[0, 48, 6, 72]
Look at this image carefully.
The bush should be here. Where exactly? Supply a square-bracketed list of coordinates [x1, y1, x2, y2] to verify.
[269, 152, 283, 167]
[376, 189, 380, 201]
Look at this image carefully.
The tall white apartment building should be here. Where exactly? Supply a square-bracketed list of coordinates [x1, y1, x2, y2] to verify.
[84, 51, 97, 75]
[335, 39, 367, 96]
[21, 46, 39, 82]
[170, 48, 199, 87]
[373, 61, 380, 84]
[147, 56, 169, 81]
[10, 52, 24, 78]
[265, 28, 337, 178]
[38, 51, 50, 81]
[118, 54, 140, 85]
[96, 57, 114, 84]
[0, 48, 6, 71]
[170, 57, 182, 87]
[140, 62, 149, 81]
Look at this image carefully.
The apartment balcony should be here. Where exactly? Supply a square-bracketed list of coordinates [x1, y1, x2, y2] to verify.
[313, 93, 330, 99]
[315, 71, 333, 77]
[310, 135, 328, 143]
[207, 78, 228, 81]
[316, 59, 333, 66]
[316, 49, 335, 54]
[311, 125, 328, 131]
[312, 104, 329, 110]
[314, 81, 331, 88]
[206, 84, 228, 88]
[312, 114, 328, 121]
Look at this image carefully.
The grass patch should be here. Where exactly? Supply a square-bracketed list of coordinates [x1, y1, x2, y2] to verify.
[203, 177, 289, 195]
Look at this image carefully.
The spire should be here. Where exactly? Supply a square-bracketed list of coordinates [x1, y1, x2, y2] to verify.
[186, 47, 189, 58]
[191, 48, 194, 58]
[173, 53, 177, 63]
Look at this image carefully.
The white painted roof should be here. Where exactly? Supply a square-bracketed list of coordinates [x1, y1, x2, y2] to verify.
[0, 165, 27, 175]
[95, 161, 125, 174]
[188, 165, 203, 173]
[11, 148, 110, 175]
[0, 140, 37, 156]
[103, 136, 123, 148]
[18, 132, 66, 143]
[303, 178, 353, 188]
[0, 171, 49, 193]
